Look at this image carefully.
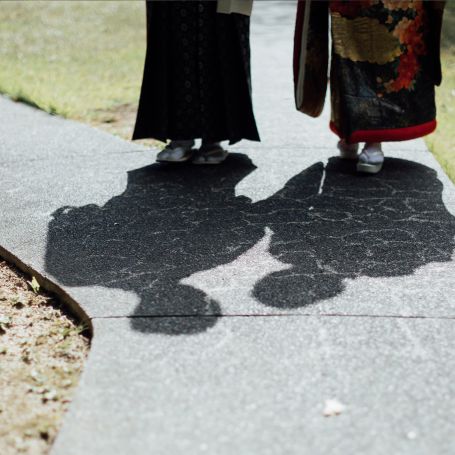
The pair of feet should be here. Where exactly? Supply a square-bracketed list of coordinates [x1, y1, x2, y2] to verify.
[157, 140, 228, 165]
[158, 139, 384, 173]
[338, 140, 384, 174]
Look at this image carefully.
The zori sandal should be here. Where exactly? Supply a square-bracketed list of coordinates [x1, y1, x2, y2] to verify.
[156, 140, 195, 163]
[193, 143, 229, 165]
[357, 144, 384, 174]
[337, 139, 359, 160]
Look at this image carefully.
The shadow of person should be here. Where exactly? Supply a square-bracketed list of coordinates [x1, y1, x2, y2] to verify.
[253, 157, 455, 308]
[45, 154, 455, 335]
[45, 154, 264, 335]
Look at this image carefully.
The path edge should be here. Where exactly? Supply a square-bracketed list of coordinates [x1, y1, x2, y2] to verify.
[0, 244, 94, 336]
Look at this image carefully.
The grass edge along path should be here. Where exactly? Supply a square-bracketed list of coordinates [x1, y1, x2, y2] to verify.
[426, 2, 455, 182]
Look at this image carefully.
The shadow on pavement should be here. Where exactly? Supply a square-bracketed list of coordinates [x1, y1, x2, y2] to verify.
[254, 157, 455, 308]
[45, 154, 455, 335]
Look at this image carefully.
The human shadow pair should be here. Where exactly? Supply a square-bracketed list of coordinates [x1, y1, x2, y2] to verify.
[45, 154, 455, 336]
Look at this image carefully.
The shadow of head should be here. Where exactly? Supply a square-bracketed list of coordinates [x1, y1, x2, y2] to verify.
[45, 153, 260, 335]
[253, 157, 455, 308]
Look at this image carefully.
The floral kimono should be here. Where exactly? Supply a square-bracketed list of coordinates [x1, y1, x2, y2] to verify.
[294, 0, 445, 143]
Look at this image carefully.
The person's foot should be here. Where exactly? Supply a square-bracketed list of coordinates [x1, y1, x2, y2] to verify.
[156, 140, 195, 163]
[357, 143, 384, 174]
[338, 139, 359, 160]
[193, 142, 228, 165]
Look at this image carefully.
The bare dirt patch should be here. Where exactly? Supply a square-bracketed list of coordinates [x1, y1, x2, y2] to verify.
[90, 103, 161, 149]
[91, 103, 139, 140]
[0, 260, 90, 455]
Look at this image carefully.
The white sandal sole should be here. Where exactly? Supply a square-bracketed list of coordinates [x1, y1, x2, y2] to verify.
[357, 161, 383, 174]
[192, 150, 228, 165]
[156, 150, 194, 163]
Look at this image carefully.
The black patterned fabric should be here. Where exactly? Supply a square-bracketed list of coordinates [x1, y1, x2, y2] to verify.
[133, 1, 260, 145]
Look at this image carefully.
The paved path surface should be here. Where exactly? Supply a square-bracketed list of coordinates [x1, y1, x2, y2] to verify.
[1, 3, 455, 454]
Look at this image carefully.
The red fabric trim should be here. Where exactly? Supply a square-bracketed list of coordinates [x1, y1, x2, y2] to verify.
[330, 120, 437, 143]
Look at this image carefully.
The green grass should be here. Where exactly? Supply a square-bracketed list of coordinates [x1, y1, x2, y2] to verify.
[426, 1, 455, 181]
[0, 1, 145, 122]
[0, 0, 453, 178]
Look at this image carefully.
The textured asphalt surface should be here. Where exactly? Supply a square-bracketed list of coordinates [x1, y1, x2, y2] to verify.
[1, 2, 455, 454]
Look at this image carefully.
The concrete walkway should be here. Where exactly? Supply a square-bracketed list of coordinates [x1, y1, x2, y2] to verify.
[1, 3, 455, 454]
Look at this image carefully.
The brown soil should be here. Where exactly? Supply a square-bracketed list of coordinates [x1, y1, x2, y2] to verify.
[0, 260, 90, 455]
[90, 103, 160, 149]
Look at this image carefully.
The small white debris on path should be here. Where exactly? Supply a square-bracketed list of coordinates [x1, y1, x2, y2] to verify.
[323, 399, 346, 417]
[317, 160, 328, 195]
[406, 431, 418, 440]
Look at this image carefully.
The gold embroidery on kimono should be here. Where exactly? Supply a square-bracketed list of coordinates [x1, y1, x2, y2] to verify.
[331, 14, 402, 64]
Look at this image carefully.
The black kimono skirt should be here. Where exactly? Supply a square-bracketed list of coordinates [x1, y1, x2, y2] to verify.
[294, 0, 445, 143]
[133, 1, 260, 145]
